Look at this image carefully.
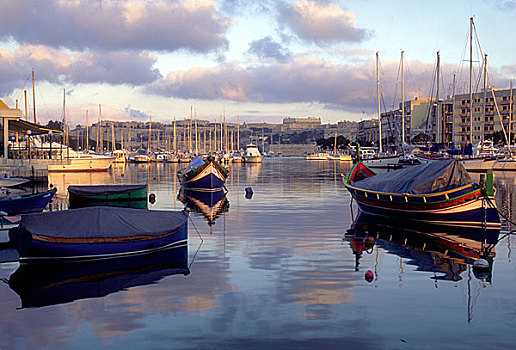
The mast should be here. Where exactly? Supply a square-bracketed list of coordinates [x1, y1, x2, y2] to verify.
[148, 116, 152, 153]
[24, 90, 28, 121]
[452, 73, 456, 146]
[401, 50, 405, 149]
[173, 117, 177, 153]
[436, 51, 441, 144]
[195, 107, 198, 154]
[376, 52, 382, 153]
[32, 69, 36, 124]
[469, 17, 473, 144]
[189, 107, 193, 153]
[111, 122, 115, 152]
[237, 115, 240, 151]
[203, 127, 206, 153]
[86, 109, 89, 151]
[99, 104, 102, 153]
[510, 80, 513, 147]
[482, 54, 487, 146]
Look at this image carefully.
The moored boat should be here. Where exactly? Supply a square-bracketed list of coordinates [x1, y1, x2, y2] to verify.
[306, 152, 328, 160]
[68, 184, 148, 208]
[244, 144, 263, 163]
[177, 155, 228, 192]
[9, 207, 189, 262]
[0, 188, 56, 215]
[343, 159, 500, 229]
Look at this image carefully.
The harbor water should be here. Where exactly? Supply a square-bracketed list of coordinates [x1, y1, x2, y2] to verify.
[1, 158, 516, 349]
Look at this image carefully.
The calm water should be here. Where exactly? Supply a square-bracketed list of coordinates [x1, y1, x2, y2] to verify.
[1, 158, 516, 349]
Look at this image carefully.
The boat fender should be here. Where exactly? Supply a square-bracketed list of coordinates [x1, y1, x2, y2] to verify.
[149, 193, 156, 204]
[365, 270, 374, 282]
[473, 258, 489, 270]
[245, 187, 253, 199]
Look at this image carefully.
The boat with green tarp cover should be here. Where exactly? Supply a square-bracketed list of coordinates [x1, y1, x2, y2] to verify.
[343, 158, 500, 229]
[68, 184, 147, 204]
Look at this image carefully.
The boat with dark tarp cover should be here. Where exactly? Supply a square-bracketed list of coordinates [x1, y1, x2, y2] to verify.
[9, 207, 188, 262]
[177, 155, 228, 192]
[343, 159, 500, 228]
[68, 184, 148, 208]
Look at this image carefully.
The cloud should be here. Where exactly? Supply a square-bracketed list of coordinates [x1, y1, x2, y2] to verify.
[0, 45, 161, 95]
[0, 0, 232, 53]
[248, 37, 291, 63]
[278, 0, 371, 45]
[145, 58, 443, 114]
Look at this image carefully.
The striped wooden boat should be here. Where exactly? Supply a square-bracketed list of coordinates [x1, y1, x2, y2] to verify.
[343, 159, 500, 229]
[177, 155, 228, 192]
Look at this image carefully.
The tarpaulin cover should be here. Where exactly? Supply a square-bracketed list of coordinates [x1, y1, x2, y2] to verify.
[351, 159, 473, 194]
[18, 207, 188, 239]
[181, 156, 205, 175]
[68, 184, 147, 197]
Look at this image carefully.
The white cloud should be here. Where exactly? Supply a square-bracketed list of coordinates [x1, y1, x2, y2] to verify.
[0, 0, 232, 53]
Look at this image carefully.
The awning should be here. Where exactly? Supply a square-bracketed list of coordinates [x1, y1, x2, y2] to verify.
[8, 119, 62, 136]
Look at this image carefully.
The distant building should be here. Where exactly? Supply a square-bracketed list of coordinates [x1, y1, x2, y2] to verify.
[357, 119, 379, 146]
[283, 117, 321, 130]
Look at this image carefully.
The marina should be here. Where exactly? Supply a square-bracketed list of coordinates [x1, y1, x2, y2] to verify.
[0, 158, 515, 348]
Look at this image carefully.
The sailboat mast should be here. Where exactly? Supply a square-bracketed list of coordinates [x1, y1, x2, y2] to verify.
[237, 115, 240, 151]
[99, 104, 102, 153]
[111, 122, 115, 152]
[173, 117, 177, 153]
[401, 50, 405, 149]
[510, 80, 513, 147]
[189, 107, 193, 153]
[86, 109, 89, 151]
[195, 107, 198, 154]
[32, 69, 36, 124]
[148, 116, 152, 153]
[452, 73, 456, 146]
[376, 52, 382, 153]
[24, 90, 28, 121]
[469, 17, 473, 144]
[436, 51, 441, 144]
[482, 54, 487, 146]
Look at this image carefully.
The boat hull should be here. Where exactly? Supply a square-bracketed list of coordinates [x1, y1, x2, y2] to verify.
[0, 188, 56, 215]
[179, 159, 228, 192]
[349, 190, 500, 229]
[48, 157, 113, 172]
[244, 156, 263, 163]
[9, 207, 189, 262]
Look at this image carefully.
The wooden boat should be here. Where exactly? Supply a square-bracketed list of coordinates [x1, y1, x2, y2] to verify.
[8, 245, 189, 308]
[9, 207, 188, 262]
[68, 184, 148, 209]
[177, 155, 228, 192]
[343, 159, 500, 229]
[0, 188, 56, 215]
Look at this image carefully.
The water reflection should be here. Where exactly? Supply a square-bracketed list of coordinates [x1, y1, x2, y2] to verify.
[8, 245, 189, 308]
[344, 213, 500, 282]
[178, 188, 229, 229]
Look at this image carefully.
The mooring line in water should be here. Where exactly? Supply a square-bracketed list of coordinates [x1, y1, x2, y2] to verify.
[188, 215, 203, 243]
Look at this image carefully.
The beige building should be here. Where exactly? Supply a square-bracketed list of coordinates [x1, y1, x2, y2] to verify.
[282, 117, 321, 130]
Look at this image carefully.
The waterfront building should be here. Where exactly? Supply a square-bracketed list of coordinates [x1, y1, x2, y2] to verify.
[282, 117, 321, 130]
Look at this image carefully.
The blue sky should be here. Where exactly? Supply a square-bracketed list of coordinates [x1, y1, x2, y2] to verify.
[0, 0, 514, 127]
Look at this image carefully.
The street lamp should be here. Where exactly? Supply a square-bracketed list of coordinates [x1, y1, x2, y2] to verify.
[48, 131, 53, 159]
[27, 130, 31, 160]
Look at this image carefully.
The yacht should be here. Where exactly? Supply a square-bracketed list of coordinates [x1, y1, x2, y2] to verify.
[244, 144, 263, 163]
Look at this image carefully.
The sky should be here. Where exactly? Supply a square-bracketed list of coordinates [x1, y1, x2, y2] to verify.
[0, 0, 515, 127]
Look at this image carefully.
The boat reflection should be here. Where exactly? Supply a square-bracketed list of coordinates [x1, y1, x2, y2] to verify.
[8, 245, 189, 308]
[344, 213, 500, 282]
[178, 187, 229, 228]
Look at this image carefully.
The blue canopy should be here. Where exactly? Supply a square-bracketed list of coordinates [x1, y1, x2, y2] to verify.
[182, 156, 205, 175]
[351, 159, 473, 195]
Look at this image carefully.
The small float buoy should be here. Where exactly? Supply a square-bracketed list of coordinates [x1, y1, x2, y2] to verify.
[473, 258, 489, 270]
[245, 187, 253, 199]
[473, 258, 490, 280]
[121, 173, 124, 177]
[365, 270, 374, 282]
[149, 193, 156, 204]
[364, 236, 375, 249]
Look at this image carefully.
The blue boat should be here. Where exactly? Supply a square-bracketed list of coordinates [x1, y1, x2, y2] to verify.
[8, 245, 189, 308]
[177, 155, 228, 192]
[0, 188, 56, 215]
[9, 207, 188, 262]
